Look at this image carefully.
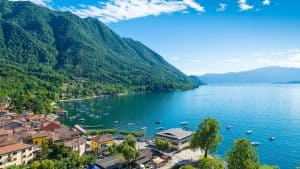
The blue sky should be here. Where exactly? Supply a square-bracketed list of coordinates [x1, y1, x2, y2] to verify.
[11, 0, 300, 75]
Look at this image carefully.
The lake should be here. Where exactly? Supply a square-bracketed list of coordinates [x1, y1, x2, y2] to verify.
[60, 84, 300, 169]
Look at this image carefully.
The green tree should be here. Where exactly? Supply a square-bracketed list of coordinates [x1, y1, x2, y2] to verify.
[155, 138, 171, 152]
[121, 144, 139, 169]
[226, 138, 260, 169]
[125, 134, 137, 148]
[180, 165, 196, 169]
[190, 118, 222, 158]
[199, 157, 224, 169]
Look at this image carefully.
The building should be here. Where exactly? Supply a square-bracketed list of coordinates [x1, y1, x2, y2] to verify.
[0, 143, 34, 169]
[134, 148, 170, 168]
[91, 134, 114, 152]
[30, 132, 49, 147]
[155, 128, 193, 150]
[95, 156, 121, 169]
[64, 138, 86, 156]
[42, 122, 61, 132]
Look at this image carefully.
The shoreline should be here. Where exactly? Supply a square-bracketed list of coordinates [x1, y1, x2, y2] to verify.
[58, 93, 128, 102]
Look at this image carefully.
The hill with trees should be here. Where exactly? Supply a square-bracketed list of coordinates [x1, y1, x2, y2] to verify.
[0, 0, 198, 113]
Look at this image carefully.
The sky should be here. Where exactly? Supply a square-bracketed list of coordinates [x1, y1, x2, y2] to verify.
[10, 0, 300, 75]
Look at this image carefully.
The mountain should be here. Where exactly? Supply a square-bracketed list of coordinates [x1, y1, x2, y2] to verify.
[0, 0, 196, 113]
[198, 66, 300, 84]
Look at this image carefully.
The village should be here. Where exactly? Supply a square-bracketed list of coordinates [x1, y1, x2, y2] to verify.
[0, 109, 203, 169]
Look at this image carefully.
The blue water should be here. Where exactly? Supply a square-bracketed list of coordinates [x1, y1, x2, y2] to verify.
[60, 84, 300, 169]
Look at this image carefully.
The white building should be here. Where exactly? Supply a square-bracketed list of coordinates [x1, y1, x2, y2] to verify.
[64, 138, 86, 156]
[155, 128, 193, 150]
[0, 143, 34, 169]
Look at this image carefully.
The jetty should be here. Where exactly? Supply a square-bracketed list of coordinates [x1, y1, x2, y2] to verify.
[74, 124, 87, 134]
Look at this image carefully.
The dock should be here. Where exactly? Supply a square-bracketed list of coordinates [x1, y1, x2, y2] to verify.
[74, 124, 87, 134]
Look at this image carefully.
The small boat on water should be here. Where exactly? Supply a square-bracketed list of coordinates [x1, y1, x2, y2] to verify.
[155, 121, 161, 124]
[114, 121, 120, 124]
[156, 127, 164, 130]
[180, 122, 188, 125]
[269, 136, 275, 141]
[103, 113, 109, 116]
[128, 123, 135, 126]
[227, 125, 232, 130]
[246, 130, 253, 134]
[251, 142, 260, 146]
[79, 118, 85, 122]
[141, 127, 147, 130]
[69, 116, 77, 120]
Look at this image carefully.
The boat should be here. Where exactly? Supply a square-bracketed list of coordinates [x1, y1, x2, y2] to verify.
[128, 123, 135, 126]
[180, 121, 188, 125]
[156, 127, 164, 130]
[114, 121, 120, 124]
[269, 136, 275, 141]
[251, 142, 260, 146]
[79, 118, 85, 122]
[141, 127, 147, 130]
[155, 121, 161, 124]
[226, 125, 232, 129]
[246, 130, 253, 134]
[103, 113, 109, 116]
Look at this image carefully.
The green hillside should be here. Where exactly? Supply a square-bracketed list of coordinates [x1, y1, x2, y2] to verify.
[0, 0, 197, 113]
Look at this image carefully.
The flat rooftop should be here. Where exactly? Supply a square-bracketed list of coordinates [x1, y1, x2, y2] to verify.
[155, 128, 193, 140]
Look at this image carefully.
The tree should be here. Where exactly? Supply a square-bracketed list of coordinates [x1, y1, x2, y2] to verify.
[121, 144, 139, 169]
[180, 165, 196, 169]
[190, 118, 222, 158]
[155, 138, 171, 152]
[199, 157, 224, 169]
[226, 138, 260, 169]
[125, 134, 137, 148]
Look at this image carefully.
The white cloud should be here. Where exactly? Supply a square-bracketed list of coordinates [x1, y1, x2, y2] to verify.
[183, 0, 205, 12]
[9, 0, 50, 5]
[262, 0, 271, 6]
[238, 0, 253, 11]
[216, 3, 227, 12]
[255, 48, 300, 68]
[60, 0, 205, 23]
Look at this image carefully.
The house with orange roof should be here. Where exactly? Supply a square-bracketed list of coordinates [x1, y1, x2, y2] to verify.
[0, 143, 34, 168]
[91, 134, 114, 152]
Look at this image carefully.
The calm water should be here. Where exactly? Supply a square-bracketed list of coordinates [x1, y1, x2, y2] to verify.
[60, 84, 300, 169]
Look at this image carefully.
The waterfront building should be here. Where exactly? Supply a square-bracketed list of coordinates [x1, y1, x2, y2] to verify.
[155, 128, 192, 150]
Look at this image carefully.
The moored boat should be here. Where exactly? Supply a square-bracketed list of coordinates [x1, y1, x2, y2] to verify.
[251, 142, 260, 146]
[180, 121, 188, 125]
[246, 130, 253, 134]
[141, 127, 147, 130]
[128, 123, 135, 126]
[155, 121, 161, 124]
[269, 136, 275, 141]
[227, 125, 232, 129]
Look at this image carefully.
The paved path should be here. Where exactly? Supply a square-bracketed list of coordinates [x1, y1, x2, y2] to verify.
[160, 149, 203, 169]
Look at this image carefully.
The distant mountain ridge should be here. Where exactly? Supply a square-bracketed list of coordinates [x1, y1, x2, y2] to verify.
[0, 0, 197, 113]
[198, 66, 300, 84]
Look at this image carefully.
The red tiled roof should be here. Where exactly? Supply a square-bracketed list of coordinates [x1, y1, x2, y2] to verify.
[91, 134, 113, 143]
[42, 122, 61, 132]
[0, 143, 32, 155]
